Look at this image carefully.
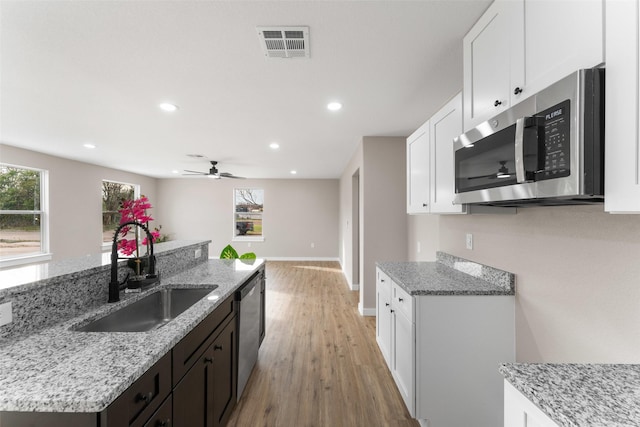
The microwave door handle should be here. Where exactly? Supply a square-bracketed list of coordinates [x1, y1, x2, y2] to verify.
[514, 117, 526, 183]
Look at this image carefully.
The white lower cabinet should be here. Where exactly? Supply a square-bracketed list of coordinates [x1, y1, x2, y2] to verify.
[375, 267, 515, 426]
[504, 381, 559, 427]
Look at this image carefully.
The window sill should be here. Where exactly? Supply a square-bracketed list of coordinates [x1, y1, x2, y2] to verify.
[232, 236, 265, 243]
[0, 253, 53, 269]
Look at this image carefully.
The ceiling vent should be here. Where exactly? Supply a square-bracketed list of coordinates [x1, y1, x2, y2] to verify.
[256, 26, 310, 59]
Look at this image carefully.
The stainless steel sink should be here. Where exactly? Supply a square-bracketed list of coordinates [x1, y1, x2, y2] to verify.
[75, 286, 219, 332]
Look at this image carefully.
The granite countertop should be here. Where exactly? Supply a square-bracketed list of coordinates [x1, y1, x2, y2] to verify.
[376, 252, 515, 296]
[0, 258, 264, 413]
[500, 363, 640, 426]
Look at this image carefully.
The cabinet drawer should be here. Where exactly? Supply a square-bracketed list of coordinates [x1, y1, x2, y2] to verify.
[103, 352, 171, 427]
[392, 283, 413, 321]
[172, 293, 235, 385]
[143, 395, 172, 427]
[377, 268, 392, 294]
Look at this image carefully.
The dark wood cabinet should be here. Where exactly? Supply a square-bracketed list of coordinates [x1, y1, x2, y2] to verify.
[173, 314, 237, 427]
[0, 282, 244, 427]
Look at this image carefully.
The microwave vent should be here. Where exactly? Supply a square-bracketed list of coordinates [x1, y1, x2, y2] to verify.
[256, 26, 310, 59]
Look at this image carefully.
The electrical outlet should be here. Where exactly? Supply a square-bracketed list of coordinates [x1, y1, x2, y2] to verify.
[466, 233, 473, 250]
[0, 302, 12, 326]
[194, 248, 202, 259]
[311, 242, 315, 248]
[247, 242, 251, 248]
[417, 241, 421, 253]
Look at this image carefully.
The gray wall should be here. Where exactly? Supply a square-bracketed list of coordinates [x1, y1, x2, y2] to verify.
[0, 144, 158, 260]
[340, 137, 407, 315]
[408, 206, 640, 363]
[156, 177, 339, 259]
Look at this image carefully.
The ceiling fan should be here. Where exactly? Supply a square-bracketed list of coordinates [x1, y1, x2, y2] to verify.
[183, 161, 245, 179]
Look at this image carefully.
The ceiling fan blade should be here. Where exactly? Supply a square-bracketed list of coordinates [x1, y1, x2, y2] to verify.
[219, 172, 245, 179]
[182, 169, 208, 175]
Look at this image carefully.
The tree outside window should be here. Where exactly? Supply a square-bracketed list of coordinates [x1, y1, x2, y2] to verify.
[102, 180, 139, 244]
[234, 188, 264, 239]
[0, 164, 48, 262]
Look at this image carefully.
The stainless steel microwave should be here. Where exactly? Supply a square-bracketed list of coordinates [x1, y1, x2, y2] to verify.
[453, 68, 604, 206]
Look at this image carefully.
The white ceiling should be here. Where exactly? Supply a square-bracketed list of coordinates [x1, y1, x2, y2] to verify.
[0, 0, 491, 179]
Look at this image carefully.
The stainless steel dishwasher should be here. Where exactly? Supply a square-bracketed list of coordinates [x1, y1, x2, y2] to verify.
[236, 273, 261, 401]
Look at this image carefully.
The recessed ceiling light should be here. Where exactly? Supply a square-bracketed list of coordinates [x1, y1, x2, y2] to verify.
[83, 143, 96, 149]
[269, 142, 280, 150]
[290, 170, 297, 175]
[159, 102, 179, 112]
[171, 170, 180, 174]
[327, 102, 342, 111]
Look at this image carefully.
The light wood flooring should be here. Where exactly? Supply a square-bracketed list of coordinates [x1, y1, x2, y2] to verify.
[227, 261, 419, 427]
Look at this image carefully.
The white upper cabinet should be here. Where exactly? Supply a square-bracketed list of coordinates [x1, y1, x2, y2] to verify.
[429, 93, 466, 214]
[605, 0, 640, 212]
[523, 0, 604, 98]
[463, 0, 525, 130]
[406, 122, 430, 214]
[463, 0, 604, 132]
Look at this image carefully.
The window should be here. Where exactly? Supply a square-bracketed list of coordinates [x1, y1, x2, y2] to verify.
[102, 180, 139, 245]
[0, 164, 49, 266]
[234, 188, 264, 240]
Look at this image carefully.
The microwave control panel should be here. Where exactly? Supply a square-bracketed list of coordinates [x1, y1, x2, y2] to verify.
[538, 99, 571, 180]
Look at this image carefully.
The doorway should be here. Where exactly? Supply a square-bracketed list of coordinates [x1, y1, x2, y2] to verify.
[351, 170, 360, 290]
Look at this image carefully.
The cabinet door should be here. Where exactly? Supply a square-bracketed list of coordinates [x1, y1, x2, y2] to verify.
[174, 317, 237, 427]
[429, 93, 466, 214]
[173, 350, 212, 427]
[406, 121, 430, 214]
[524, 0, 603, 98]
[504, 381, 559, 427]
[376, 269, 392, 366]
[604, 0, 640, 212]
[210, 317, 237, 427]
[391, 308, 415, 417]
[463, 0, 524, 130]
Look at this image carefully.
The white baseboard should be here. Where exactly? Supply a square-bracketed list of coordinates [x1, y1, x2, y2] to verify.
[358, 304, 376, 317]
[262, 257, 341, 261]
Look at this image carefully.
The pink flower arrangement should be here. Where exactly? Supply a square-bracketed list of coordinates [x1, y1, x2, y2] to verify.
[116, 196, 160, 257]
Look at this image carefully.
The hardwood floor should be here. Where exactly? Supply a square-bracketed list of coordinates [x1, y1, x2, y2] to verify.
[227, 261, 419, 427]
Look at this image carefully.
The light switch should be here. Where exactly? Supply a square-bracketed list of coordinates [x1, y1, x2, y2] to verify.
[466, 233, 473, 250]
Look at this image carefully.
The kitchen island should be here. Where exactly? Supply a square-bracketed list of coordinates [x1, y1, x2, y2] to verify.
[0, 241, 264, 427]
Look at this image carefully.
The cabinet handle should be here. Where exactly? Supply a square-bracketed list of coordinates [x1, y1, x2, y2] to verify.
[204, 357, 214, 364]
[514, 87, 523, 95]
[422, 203, 428, 207]
[214, 345, 223, 351]
[381, 279, 385, 282]
[156, 420, 171, 427]
[390, 309, 395, 313]
[398, 298, 404, 302]
[385, 303, 390, 307]
[136, 391, 153, 404]
[494, 100, 502, 107]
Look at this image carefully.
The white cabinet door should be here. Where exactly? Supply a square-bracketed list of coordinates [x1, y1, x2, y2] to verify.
[604, 0, 640, 212]
[524, 0, 603, 98]
[376, 269, 392, 366]
[391, 307, 415, 417]
[429, 93, 466, 214]
[504, 381, 559, 427]
[463, 0, 524, 130]
[407, 122, 430, 214]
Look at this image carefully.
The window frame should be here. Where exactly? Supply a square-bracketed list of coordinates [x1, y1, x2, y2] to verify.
[232, 188, 264, 242]
[101, 179, 140, 251]
[0, 163, 51, 268]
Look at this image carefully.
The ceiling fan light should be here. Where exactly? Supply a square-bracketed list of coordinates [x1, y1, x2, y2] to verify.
[327, 102, 342, 111]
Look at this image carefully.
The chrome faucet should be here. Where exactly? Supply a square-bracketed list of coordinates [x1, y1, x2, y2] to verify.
[109, 221, 158, 303]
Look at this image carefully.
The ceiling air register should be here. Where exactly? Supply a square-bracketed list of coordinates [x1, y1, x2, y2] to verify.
[256, 26, 310, 59]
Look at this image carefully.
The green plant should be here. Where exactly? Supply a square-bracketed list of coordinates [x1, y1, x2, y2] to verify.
[220, 244, 256, 260]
